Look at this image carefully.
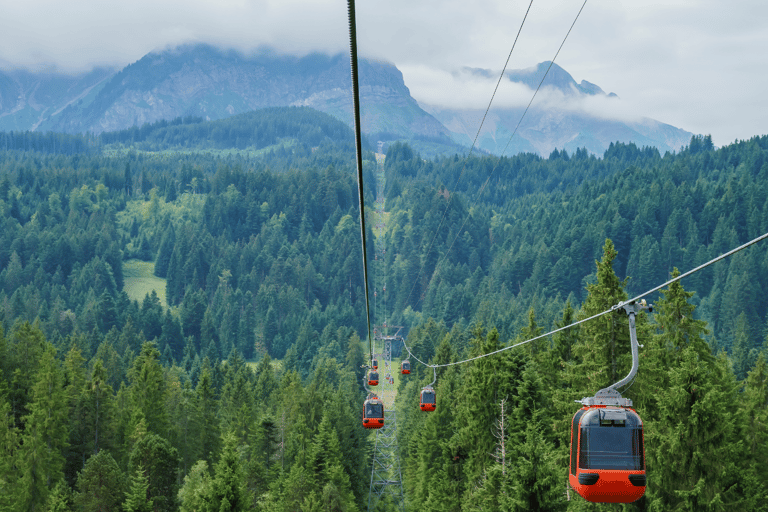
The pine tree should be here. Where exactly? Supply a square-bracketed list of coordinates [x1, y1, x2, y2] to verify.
[647, 349, 754, 510]
[206, 432, 252, 512]
[74, 450, 125, 512]
[178, 460, 212, 512]
[506, 422, 565, 512]
[18, 344, 69, 512]
[128, 433, 181, 512]
[0, 394, 20, 511]
[124, 464, 153, 512]
[126, 342, 168, 437]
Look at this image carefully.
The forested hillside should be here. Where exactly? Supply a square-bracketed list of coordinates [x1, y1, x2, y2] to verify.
[0, 107, 767, 510]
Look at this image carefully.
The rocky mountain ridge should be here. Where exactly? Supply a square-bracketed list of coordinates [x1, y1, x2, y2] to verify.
[0, 45, 692, 156]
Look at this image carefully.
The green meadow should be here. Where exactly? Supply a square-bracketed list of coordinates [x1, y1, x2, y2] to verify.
[122, 259, 168, 308]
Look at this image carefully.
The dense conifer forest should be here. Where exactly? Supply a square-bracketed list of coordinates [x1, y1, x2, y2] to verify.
[0, 107, 766, 510]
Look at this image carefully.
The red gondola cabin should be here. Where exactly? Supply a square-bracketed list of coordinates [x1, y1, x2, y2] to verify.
[372, 359, 378, 370]
[569, 406, 646, 503]
[362, 396, 384, 429]
[368, 370, 379, 386]
[400, 360, 411, 375]
[420, 386, 436, 412]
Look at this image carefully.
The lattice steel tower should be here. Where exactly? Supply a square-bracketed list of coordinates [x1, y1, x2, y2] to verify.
[368, 326, 405, 512]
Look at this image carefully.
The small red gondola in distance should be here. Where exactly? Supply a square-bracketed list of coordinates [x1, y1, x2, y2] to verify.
[372, 359, 378, 370]
[400, 360, 410, 375]
[362, 395, 384, 429]
[420, 386, 436, 412]
[368, 370, 379, 386]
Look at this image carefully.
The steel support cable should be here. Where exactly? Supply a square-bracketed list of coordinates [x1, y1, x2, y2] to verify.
[440, 0, 589, 282]
[400, 0, 535, 311]
[348, 0, 374, 362]
[500, 0, 588, 157]
[399, 229, 768, 370]
[618, 230, 768, 308]
[402, 0, 589, 366]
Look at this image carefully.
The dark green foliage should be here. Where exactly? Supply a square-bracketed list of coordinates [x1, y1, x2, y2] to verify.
[18, 344, 69, 511]
[128, 433, 181, 512]
[1, 121, 768, 511]
[99, 107, 356, 154]
[124, 463, 154, 512]
[75, 450, 125, 512]
[126, 342, 168, 436]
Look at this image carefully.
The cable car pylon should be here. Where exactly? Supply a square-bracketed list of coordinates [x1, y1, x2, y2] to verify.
[368, 325, 405, 511]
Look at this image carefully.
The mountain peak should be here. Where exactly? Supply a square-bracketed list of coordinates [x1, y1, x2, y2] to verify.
[505, 61, 613, 96]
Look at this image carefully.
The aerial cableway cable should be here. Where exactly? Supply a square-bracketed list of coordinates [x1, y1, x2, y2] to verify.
[427, 0, 590, 312]
[401, 229, 768, 370]
[347, 0, 374, 363]
[500, 0, 588, 157]
[401, 0, 536, 311]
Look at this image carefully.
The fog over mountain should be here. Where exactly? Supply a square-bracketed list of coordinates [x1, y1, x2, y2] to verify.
[0, 44, 692, 156]
[419, 62, 692, 156]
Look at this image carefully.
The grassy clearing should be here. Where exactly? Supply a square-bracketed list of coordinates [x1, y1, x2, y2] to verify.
[123, 259, 168, 308]
[103, 138, 297, 159]
[245, 358, 284, 373]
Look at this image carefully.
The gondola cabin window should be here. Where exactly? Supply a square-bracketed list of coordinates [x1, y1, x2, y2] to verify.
[579, 408, 644, 471]
[366, 402, 383, 418]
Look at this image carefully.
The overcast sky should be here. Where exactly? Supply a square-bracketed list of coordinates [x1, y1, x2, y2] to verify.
[1, 0, 765, 147]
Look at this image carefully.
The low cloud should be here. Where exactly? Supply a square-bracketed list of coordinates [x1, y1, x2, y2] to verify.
[401, 64, 645, 124]
[0, 0, 349, 73]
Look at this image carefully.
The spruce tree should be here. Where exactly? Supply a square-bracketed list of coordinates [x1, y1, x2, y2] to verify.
[126, 342, 168, 437]
[568, 239, 633, 396]
[75, 450, 125, 512]
[453, 327, 526, 491]
[124, 464, 153, 512]
[196, 365, 220, 464]
[0, 394, 20, 511]
[18, 344, 69, 511]
[740, 352, 768, 496]
[45, 480, 74, 512]
[128, 433, 180, 512]
[178, 460, 212, 512]
[206, 432, 251, 512]
[507, 422, 565, 512]
[647, 349, 753, 510]
[305, 415, 355, 511]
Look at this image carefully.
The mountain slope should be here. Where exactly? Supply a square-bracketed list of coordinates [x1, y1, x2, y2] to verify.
[1, 48, 693, 157]
[0, 67, 115, 132]
[39, 45, 457, 153]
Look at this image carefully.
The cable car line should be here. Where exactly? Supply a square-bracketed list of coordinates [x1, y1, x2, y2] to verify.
[427, 0, 589, 309]
[619, 229, 768, 309]
[467, 0, 534, 158]
[347, 0, 374, 365]
[400, 0, 537, 312]
[499, 0, 588, 158]
[401, 229, 768, 370]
